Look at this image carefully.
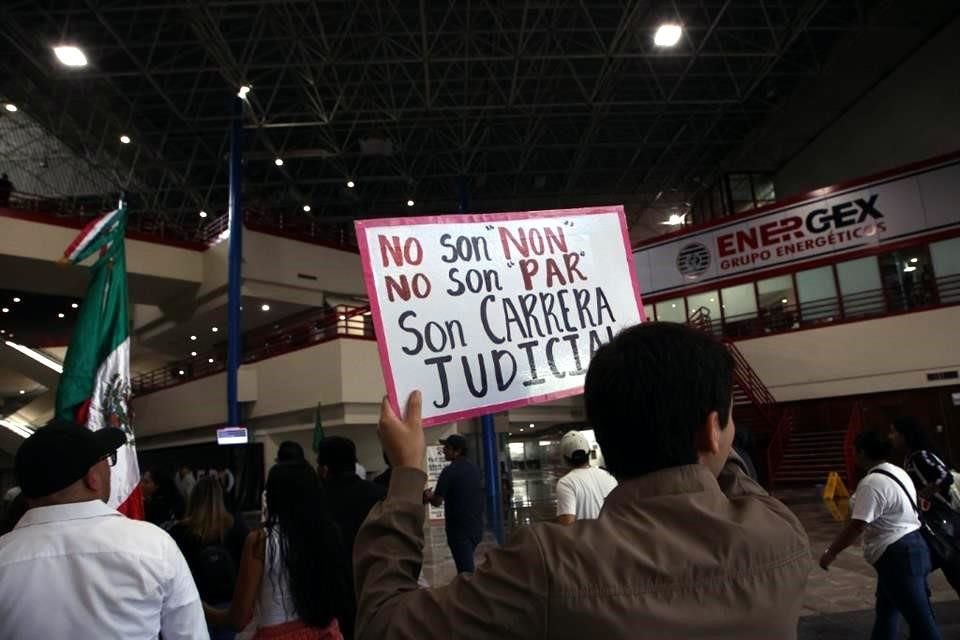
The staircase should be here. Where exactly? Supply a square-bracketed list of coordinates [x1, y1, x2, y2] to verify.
[687, 307, 793, 486]
[772, 428, 847, 486]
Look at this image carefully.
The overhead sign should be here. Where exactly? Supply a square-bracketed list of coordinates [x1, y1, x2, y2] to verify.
[635, 157, 960, 297]
[216, 427, 248, 445]
[356, 206, 644, 427]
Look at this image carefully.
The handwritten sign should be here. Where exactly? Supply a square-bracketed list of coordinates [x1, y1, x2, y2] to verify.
[356, 206, 644, 427]
[426, 445, 449, 521]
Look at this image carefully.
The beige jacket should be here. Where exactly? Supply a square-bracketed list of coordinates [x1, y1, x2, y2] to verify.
[354, 459, 810, 640]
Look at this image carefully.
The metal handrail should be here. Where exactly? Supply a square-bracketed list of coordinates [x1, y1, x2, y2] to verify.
[132, 304, 373, 395]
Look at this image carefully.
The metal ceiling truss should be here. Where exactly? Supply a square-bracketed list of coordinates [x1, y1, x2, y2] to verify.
[0, 0, 875, 233]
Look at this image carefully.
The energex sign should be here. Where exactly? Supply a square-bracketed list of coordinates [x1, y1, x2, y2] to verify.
[634, 156, 960, 297]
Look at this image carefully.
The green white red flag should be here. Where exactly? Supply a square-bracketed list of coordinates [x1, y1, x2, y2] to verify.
[55, 204, 143, 518]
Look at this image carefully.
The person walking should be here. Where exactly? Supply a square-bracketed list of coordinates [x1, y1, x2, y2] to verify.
[204, 461, 352, 639]
[555, 430, 617, 524]
[423, 434, 484, 574]
[821, 430, 941, 640]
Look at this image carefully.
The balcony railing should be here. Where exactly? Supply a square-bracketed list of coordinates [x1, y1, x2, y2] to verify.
[132, 305, 373, 395]
[1, 191, 358, 251]
[694, 273, 960, 342]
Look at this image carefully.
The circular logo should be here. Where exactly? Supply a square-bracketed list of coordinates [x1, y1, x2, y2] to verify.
[676, 242, 710, 279]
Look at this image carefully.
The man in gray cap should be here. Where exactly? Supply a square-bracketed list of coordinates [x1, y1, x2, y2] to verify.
[424, 434, 484, 574]
[0, 419, 208, 640]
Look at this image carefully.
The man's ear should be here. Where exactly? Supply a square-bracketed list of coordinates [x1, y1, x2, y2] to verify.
[694, 410, 722, 456]
[82, 463, 104, 493]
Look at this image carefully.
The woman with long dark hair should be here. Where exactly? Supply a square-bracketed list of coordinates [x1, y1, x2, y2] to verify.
[890, 416, 960, 597]
[204, 461, 352, 640]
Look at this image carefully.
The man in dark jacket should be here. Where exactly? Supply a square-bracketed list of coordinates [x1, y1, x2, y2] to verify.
[316, 436, 386, 559]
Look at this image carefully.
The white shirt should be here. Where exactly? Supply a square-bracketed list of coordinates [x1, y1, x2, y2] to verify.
[0, 499, 209, 640]
[851, 462, 922, 564]
[556, 466, 618, 520]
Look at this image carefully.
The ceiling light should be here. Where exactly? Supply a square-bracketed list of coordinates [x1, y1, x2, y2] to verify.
[12, 297, 20, 303]
[519, 428, 525, 432]
[671, 303, 677, 308]
[662, 213, 687, 226]
[654, 24, 683, 48]
[709, 298, 715, 302]
[339, 314, 347, 321]
[190, 351, 197, 357]
[406, 199, 415, 207]
[238, 85, 251, 98]
[19, 389, 25, 395]
[2, 308, 9, 313]
[119, 135, 131, 144]
[4, 341, 63, 373]
[58, 312, 65, 319]
[904, 265, 917, 273]
[274, 158, 284, 167]
[189, 335, 197, 341]
[178, 369, 185, 376]
[346, 180, 355, 188]
[4, 104, 17, 113]
[211, 326, 218, 333]
[260, 304, 270, 312]
[780, 298, 788, 304]
[910, 257, 919, 264]
[199, 210, 208, 218]
[71, 303, 78, 309]
[529, 423, 535, 428]
[53, 45, 88, 67]
[208, 357, 215, 364]
[302, 205, 311, 212]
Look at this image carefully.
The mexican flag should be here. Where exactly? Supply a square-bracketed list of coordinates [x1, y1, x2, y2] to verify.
[55, 204, 143, 519]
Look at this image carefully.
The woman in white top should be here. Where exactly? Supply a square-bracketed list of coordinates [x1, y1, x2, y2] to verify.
[555, 431, 617, 525]
[205, 461, 352, 640]
[820, 431, 941, 640]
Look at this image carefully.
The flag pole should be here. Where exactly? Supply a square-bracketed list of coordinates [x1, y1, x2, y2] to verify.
[226, 96, 243, 428]
[457, 176, 504, 545]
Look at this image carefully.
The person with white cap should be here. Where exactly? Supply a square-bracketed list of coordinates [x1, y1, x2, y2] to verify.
[555, 431, 618, 524]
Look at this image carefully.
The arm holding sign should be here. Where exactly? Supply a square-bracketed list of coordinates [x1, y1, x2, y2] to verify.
[353, 392, 548, 640]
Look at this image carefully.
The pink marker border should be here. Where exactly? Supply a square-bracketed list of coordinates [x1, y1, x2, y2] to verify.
[355, 205, 645, 427]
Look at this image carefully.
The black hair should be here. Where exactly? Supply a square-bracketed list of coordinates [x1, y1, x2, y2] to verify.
[855, 430, 892, 462]
[584, 322, 734, 479]
[276, 441, 306, 463]
[892, 416, 931, 453]
[265, 461, 352, 629]
[566, 450, 590, 467]
[315, 436, 357, 476]
[144, 466, 185, 518]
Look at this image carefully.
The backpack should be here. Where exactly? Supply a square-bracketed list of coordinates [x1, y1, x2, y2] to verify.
[194, 543, 237, 603]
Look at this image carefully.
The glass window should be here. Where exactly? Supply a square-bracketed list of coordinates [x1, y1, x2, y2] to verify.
[643, 303, 654, 322]
[655, 298, 686, 323]
[756, 275, 797, 332]
[877, 246, 934, 311]
[686, 291, 720, 333]
[930, 237, 960, 303]
[796, 266, 839, 322]
[720, 283, 757, 321]
[836, 256, 883, 318]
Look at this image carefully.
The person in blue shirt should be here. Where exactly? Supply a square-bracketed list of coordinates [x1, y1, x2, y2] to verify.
[424, 435, 484, 574]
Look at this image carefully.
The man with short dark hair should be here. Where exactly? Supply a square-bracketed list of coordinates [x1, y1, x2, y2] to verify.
[0, 420, 208, 639]
[276, 439, 306, 463]
[424, 433, 484, 574]
[316, 436, 386, 560]
[354, 322, 810, 639]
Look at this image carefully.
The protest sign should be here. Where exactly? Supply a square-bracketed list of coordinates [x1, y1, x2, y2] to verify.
[426, 444, 449, 521]
[356, 206, 645, 427]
